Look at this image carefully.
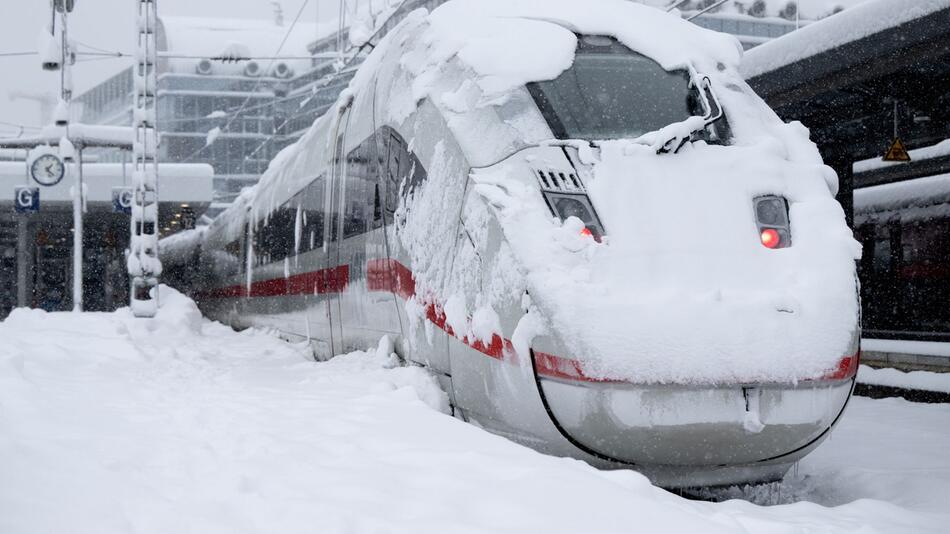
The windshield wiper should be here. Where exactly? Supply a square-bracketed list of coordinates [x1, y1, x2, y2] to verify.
[655, 75, 725, 154]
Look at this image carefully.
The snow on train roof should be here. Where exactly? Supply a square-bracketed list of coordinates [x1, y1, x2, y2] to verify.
[424, 0, 743, 96]
[741, 0, 950, 79]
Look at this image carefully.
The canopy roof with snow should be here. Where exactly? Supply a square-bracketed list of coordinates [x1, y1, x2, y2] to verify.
[156, 16, 326, 75]
[741, 0, 950, 79]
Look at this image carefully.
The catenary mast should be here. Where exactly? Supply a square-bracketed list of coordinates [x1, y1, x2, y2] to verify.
[129, 0, 161, 317]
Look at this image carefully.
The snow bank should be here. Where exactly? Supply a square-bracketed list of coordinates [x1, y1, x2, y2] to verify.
[0, 292, 945, 533]
[785, 396, 950, 515]
[858, 364, 950, 394]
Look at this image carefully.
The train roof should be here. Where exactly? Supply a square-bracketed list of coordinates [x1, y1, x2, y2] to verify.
[423, 0, 743, 98]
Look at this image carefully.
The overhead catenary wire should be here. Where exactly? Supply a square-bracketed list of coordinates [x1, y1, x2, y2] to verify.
[0, 120, 42, 130]
[686, 0, 732, 21]
[666, 0, 691, 12]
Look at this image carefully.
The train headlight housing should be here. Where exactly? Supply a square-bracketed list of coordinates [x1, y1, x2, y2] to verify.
[543, 191, 605, 242]
[754, 195, 791, 249]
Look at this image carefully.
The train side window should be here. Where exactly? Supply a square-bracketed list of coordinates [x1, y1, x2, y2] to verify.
[379, 127, 428, 217]
[253, 205, 295, 265]
[303, 176, 326, 251]
[328, 120, 347, 244]
[343, 134, 379, 239]
[384, 129, 404, 215]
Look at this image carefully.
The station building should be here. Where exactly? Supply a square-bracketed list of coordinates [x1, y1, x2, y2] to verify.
[0, 160, 212, 317]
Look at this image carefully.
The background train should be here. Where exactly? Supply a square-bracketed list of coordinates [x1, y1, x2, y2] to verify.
[163, 0, 862, 488]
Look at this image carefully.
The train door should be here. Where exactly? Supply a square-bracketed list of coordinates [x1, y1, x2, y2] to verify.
[325, 101, 352, 356]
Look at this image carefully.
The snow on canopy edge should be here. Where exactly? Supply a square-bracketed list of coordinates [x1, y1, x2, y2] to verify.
[854, 172, 950, 214]
[741, 0, 950, 80]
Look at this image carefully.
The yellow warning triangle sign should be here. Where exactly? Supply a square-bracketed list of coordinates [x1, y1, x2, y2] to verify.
[883, 138, 911, 162]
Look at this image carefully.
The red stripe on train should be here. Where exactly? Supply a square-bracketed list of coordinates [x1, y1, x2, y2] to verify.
[200, 258, 856, 384]
[197, 265, 349, 299]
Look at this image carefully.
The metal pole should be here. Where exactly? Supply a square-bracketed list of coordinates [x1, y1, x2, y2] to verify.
[72, 147, 83, 311]
[16, 217, 29, 307]
[893, 100, 899, 139]
[58, 4, 83, 311]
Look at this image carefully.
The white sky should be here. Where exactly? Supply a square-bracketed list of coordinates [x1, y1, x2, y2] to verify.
[0, 0, 867, 133]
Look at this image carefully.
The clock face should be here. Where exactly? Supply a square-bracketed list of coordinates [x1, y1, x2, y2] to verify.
[30, 154, 65, 186]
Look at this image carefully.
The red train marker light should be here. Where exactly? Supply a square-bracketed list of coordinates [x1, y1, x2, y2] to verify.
[760, 228, 781, 249]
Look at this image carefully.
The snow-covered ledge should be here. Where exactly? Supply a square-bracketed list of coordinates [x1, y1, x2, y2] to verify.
[861, 338, 950, 371]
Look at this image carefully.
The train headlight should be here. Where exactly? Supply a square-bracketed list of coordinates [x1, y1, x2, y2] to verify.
[754, 195, 791, 249]
[543, 192, 605, 242]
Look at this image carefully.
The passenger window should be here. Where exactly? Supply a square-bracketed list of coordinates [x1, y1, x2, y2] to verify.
[378, 127, 428, 217]
[303, 176, 326, 252]
[343, 134, 380, 239]
[384, 130, 404, 215]
[253, 205, 295, 265]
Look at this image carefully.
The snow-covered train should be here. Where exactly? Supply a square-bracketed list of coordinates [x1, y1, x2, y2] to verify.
[167, 0, 862, 487]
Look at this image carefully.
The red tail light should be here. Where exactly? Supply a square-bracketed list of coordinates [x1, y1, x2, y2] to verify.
[803, 351, 860, 382]
[822, 352, 860, 380]
[760, 228, 781, 249]
[754, 196, 791, 249]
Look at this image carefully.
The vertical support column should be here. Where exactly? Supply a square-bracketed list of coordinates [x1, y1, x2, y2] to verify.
[16, 217, 31, 308]
[72, 149, 83, 311]
[129, 0, 161, 317]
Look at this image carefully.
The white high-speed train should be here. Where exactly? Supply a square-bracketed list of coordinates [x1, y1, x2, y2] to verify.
[168, 0, 862, 487]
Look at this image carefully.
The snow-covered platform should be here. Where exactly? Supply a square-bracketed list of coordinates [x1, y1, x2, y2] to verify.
[860, 338, 950, 372]
[1, 287, 948, 533]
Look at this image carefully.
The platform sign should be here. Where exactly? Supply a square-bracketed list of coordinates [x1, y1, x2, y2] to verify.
[883, 138, 911, 162]
[112, 187, 133, 214]
[14, 186, 40, 214]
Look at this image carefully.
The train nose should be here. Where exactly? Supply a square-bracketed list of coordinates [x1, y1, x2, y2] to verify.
[538, 374, 853, 468]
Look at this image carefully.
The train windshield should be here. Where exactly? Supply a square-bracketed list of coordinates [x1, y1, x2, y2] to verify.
[527, 35, 708, 141]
